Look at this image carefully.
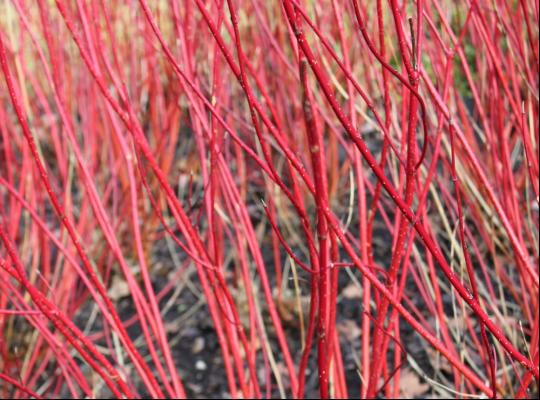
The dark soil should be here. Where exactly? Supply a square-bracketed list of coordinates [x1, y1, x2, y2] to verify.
[63, 214, 444, 400]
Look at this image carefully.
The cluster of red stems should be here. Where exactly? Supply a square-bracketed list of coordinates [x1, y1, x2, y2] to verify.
[0, 0, 538, 398]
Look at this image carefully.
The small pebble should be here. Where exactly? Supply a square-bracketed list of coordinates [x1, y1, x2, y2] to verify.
[192, 337, 205, 354]
[195, 360, 207, 371]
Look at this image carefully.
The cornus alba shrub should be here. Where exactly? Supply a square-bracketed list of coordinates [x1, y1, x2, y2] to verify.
[0, 0, 538, 398]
